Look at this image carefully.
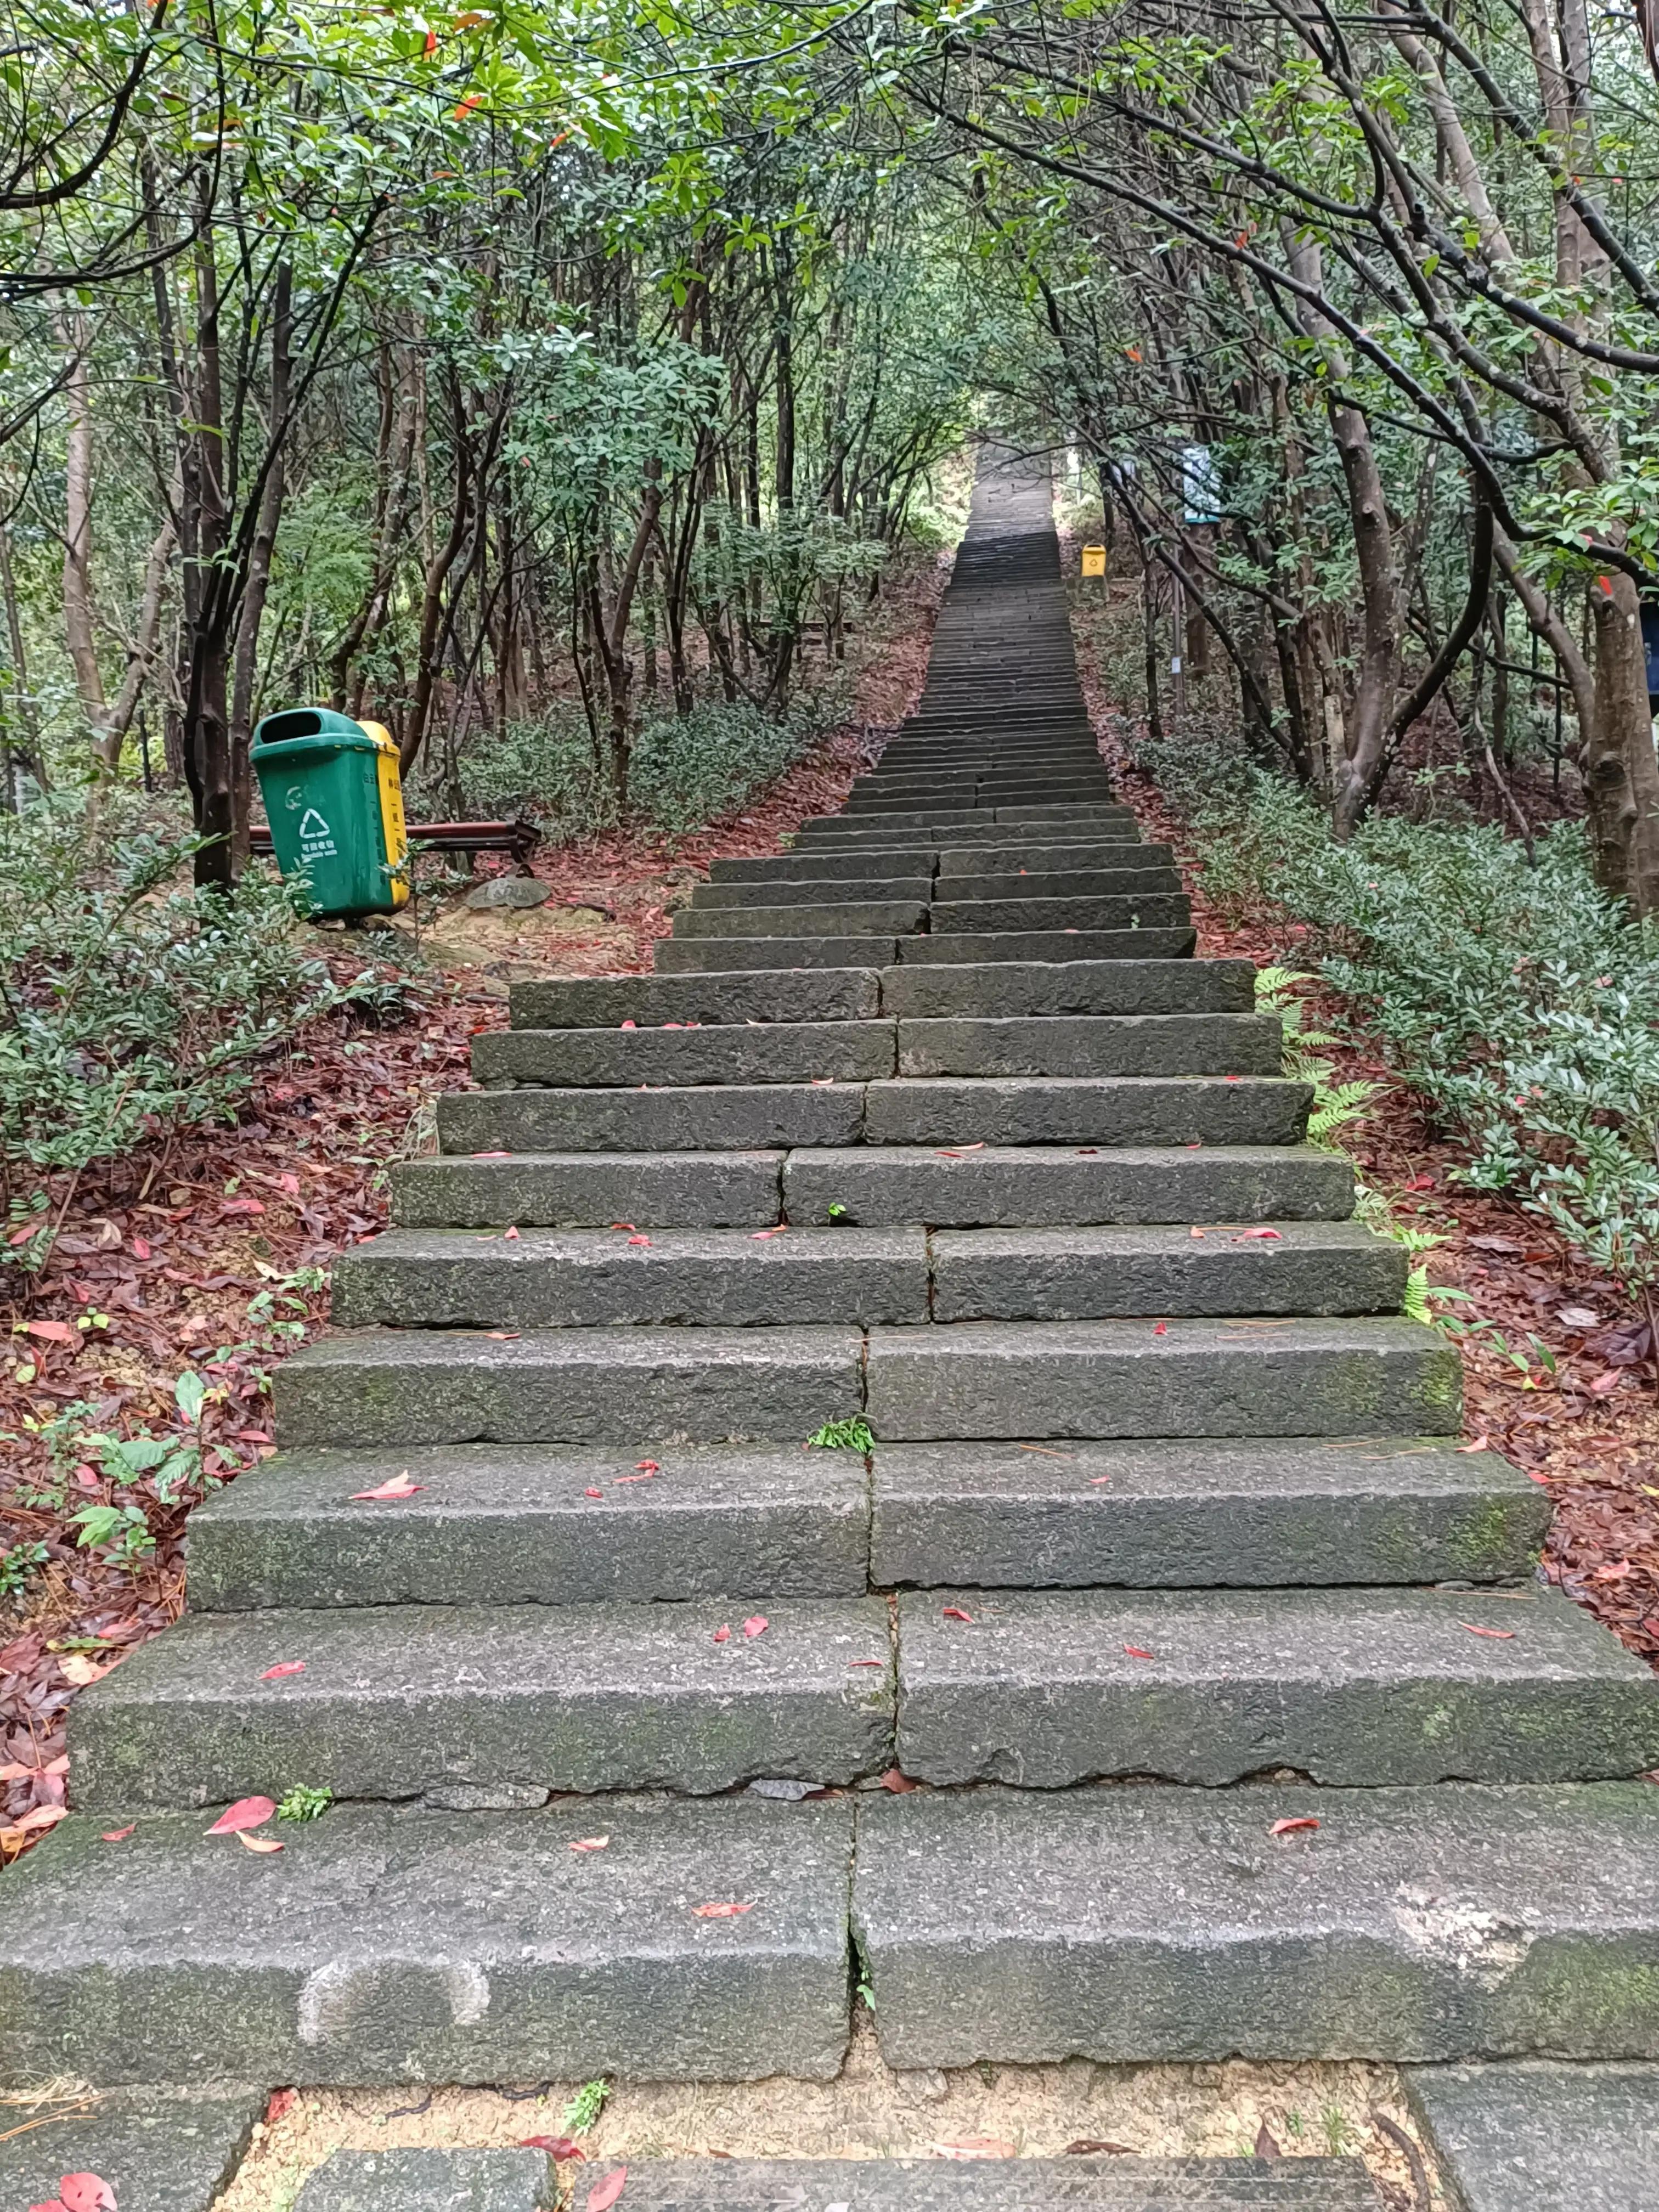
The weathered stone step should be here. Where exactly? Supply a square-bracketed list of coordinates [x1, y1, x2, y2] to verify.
[859, 1075, 1310, 1147]
[0, 1797, 853, 2085]
[709, 848, 936, 882]
[1403, 2058, 1659, 2212]
[941, 868, 1181, 902]
[393, 1149, 785, 1229]
[937, 840, 1169, 873]
[932, 896, 1193, 934]
[656, 934, 901, 972]
[473, 1021, 897, 1088]
[188, 1443, 870, 1612]
[894, 1014, 1282, 1079]
[864, 1318, 1458, 1439]
[798, 809, 1136, 839]
[0, 2086, 265, 2212]
[297, 2148, 554, 2212]
[509, 969, 881, 1028]
[689, 875, 934, 910]
[672, 900, 928, 938]
[334, 1226, 929, 1328]
[593, 2157, 1381, 2210]
[930, 1222, 1407, 1318]
[895, 1585, 1659, 1788]
[782, 1144, 1355, 1226]
[275, 1325, 862, 1446]
[879, 960, 1253, 1019]
[899, 929, 1197, 964]
[870, 1438, 1547, 1589]
[72, 1595, 894, 1807]
[437, 1083, 864, 1155]
[851, 1782, 1659, 2065]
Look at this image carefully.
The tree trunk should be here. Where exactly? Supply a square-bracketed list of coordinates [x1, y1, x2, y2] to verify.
[59, 319, 112, 763]
[229, 262, 291, 871]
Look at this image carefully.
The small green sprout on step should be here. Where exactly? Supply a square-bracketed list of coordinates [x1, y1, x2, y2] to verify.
[808, 1417, 874, 1451]
[277, 1785, 333, 1822]
[826, 1201, 850, 1221]
[560, 2078, 610, 2134]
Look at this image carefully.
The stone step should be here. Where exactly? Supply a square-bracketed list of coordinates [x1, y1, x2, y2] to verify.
[879, 960, 1254, 1019]
[798, 810, 1137, 840]
[673, 901, 928, 938]
[781, 1144, 1355, 1226]
[689, 875, 934, 909]
[187, 1443, 870, 1612]
[296, 2149, 554, 2212]
[274, 1325, 863, 1447]
[393, 1149, 785, 1229]
[932, 897, 1193, 934]
[870, 1438, 1547, 1589]
[436, 1084, 865, 1155]
[851, 1781, 1659, 2064]
[864, 1316, 1459, 1439]
[894, 1585, 1659, 1788]
[589, 2157, 1381, 2210]
[930, 1222, 1407, 1318]
[859, 1075, 1311, 1147]
[941, 869, 1182, 901]
[473, 1022, 898, 1088]
[1403, 2058, 1659, 2212]
[71, 1595, 894, 1808]
[656, 935, 901, 972]
[898, 929, 1197, 964]
[937, 841, 1170, 873]
[334, 1226, 930, 1328]
[508, 970, 881, 1029]
[709, 849, 937, 882]
[893, 1014, 1282, 1079]
[0, 2086, 266, 2212]
[0, 1797, 854, 2086]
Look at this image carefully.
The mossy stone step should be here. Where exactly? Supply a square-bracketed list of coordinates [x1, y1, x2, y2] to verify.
[896, 930, 1198, 964]
[507, 969, 880, 1027]
[1403, 2059, 1659, 2212]
[437, 1083, 865, 1155]
[472, 1020, 897, 1088]
[891, 1014, 1282, 1079]
[877, 960, 1254, 1019]
[859, 1075, 1311, 1147]
[393, 1149, 785, 1229]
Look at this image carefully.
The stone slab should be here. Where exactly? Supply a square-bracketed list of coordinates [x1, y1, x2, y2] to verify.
[931, 897, 1192, 934]
[393, 1152, 784, 1229]
[941, 870, 1183, 902]
[655, 936, 901, 972]
[187, 1443, 870, 1611]
[274, 1325, 865, 1446]
[509, 971, 881, 1028]
[0, 1797, 854, 2085]
[297, 2148, 553, 2211]
[672, 901, 928, 937]
[851, 1783, 1659, 2065]
[600, 2157, 1379, 2208]
[895, 1584, 1659, 1787]
[438, 1084, 866, 1155]
[896, 931, 1198, 964]
[465, 877, 551, 910]
[861, 1077, 1311, 1148]
[935, 842, 1173, 873]
[929, 1223, 1407, 1319]
[781, 1146, 1356, 1227]
[334, 1227, 930, 1329]
[869, 1438, 1546, 1589]
[863, 1317, 1460, 1439]
[690, 876, 934, 909]
[877, 961, 1254, 1020]
[72, 1594, 894, 1805]
[894, 1016, 1282, 1080]
[1402, 2060, 1659, 2212]
[709, 849, 937, 882]
[473, 1024, 896, 1088]
[0, 2086, 263, 2212]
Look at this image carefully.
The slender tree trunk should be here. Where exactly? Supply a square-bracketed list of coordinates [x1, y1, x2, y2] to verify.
[229, 262, 291, 868]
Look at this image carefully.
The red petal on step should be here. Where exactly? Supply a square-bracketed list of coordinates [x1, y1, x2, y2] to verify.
[486, 1331, 521, 1340]
[627, 1235, 652, 1246]
[713, 1624, 731, 1643]
[586, 2169, 628, 2211]
[99, 1825, 136, 1842]
[635, 1459, 659, 1471]
[522, 2135, 586, 2158]
[610, 1222, 636, 1231]
[237, 1831, 285, 1853]
[259, 1662, 305, 1680]
[1462, 1623, 1516, 1639]
[503, 1226, 521, 1240]
[58, 2178, 116, 2212]
[568, 1836, 609, 1852]
[207, 1796, 277, 1835]
[620, 1020, 637, 1030]
[742, 1615, 769, 1638]
[584, 1488, 604, 1499]
[691, 1901, 752, 1918]
[1122, 1645, 1155, 1660]
[1235, 1227, 1282, 1240]
[1270, 1816, 1320, 1835]
[472, 1151, 511, 1159]
[266, 2090, 297, 2123]
[880, 1767, 919, 1791]
[351, 1476, 422, 1500]
[1090, 1475, 1113, 1486]
[1076, 1147, 1099, 1155]
[849, 1659, 884, 1667]
[1152, 1322, 1167, 1335]
[941, 1605, 973, 1622]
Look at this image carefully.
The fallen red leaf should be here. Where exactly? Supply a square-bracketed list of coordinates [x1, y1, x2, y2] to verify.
[472, 1150, 511, 1159]
[586, 2171, 627, 2212]
[691, 1901, 753, 1918]
[1270, 1816, 1320, 1835]
[634, 1459, 659, 1471]
[713, 1624, 731, 1644]
[619, 1020, 637, 1031]
[1234, 1227, 1282, 1240]
[742, 1615, 769, 1638]
[207, 1795, 277, 1835]
[58, 1654, 111, 1686]
[1152, 1322, 1167, 1335]
[569, 1836, 610, 1852]
[1462, 1623, 1517, 1639]
[1588, 1370, 1623, 1396]
[265, 2089, 297, 2124]
[99, 1825, 136, 1842]
[351, 1475, 422, 1500]
[221, 1197, 265, 1216]
[503, 1226, 521, 1240]
[879, 1767, 918, 1792]
[237, 1831, 285, 1854]
[1455, 1436, 1491, 1454]
[58, 2179, 116, 2212]
[25, 1319, 76, 1342]
[626, 1234, 651, 1246]
[132, 1236, 151, 1259]
[941, 1605, 973, 1622]
[584, 1487, 604, 1499]
[259, 1661, 306, 1680]
[1123, 1645, 1155, 1660]
[521, 2136, 586, 2159]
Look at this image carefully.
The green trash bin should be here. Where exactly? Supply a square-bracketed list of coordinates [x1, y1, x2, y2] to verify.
[251, 708, 409, 919]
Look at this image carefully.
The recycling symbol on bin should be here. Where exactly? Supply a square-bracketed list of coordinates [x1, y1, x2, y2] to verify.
[298, 808, 331, 839]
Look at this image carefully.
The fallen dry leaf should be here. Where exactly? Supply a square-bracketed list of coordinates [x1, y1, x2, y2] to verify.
[634, 1459, 659, 1471]
[1463, 1623, 1517, 1639]
[1122, 1645, 1155, 1660]
[521, 2136, 585, 2159]
[586, 2171, 627, 2212]
[207, 1795, 278, 1835]
[351, 1475, 422, 1500]
[1270, 1816, 1320, 1836]
[1234, 1227, 1283, 1241]
[1063, 2141, 1133, 2156]
[1455, 1436, 1491, 1454]
[941, 1605, 974, 1622]
[503, 1226, 521, 1240]
[569, 1836, 610, 1852]
[879, 1767, 918, 1792]
[584, 1487, 604, 1499]
[627, 1234, 652, 1246]
[713, 1624, 731, 1644]
[742, 1615, 769, 1638]
[58, 1654, 111, 1686]
[1152, 1322, 1167, 1336]
[24, 1319, 77, 1342]
[58, 2179, 116, 2212]
[691, 1901, 753, 1918]
[259, 1661, 306, 1680]
[99, 1825, 136, 1842]
[236, 1831, 285, 1854]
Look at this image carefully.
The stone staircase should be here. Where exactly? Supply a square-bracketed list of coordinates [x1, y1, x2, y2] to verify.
[4, 452, 1659, 2180]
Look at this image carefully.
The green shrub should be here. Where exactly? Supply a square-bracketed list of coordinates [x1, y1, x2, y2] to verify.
[0, 792, 400, 1268]
[1139, 731, 1659, 1320]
